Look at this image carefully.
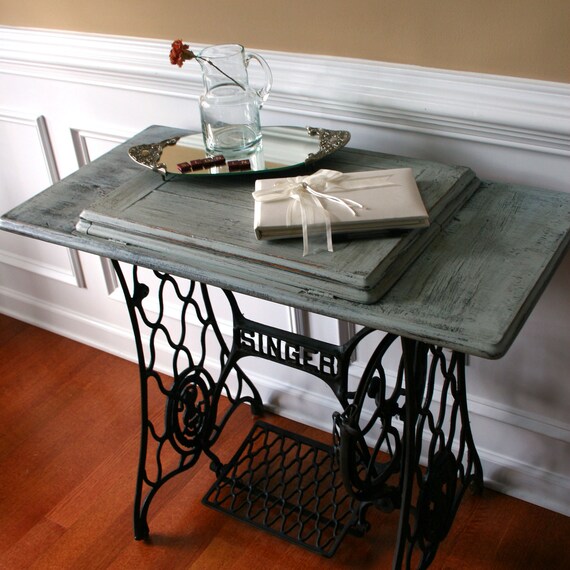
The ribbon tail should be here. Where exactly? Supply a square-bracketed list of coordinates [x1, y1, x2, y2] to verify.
[313, 196, 333, 252]
[308, 193, 334, 254]
[300, 201, 310, 257]
[325, 211, 333, 252]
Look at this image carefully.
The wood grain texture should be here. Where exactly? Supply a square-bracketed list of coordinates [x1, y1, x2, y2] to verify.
[1, 314, 569, 570]
[1, 125, 569, 357]
[76, 142, 477, 302]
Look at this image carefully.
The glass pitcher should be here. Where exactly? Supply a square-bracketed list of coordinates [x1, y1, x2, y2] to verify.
[198, 44, 272, 156]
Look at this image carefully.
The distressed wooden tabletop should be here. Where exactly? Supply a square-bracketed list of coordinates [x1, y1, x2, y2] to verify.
[2, 125, 569, 358]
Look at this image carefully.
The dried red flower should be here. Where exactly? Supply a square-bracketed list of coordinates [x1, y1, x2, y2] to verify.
[169, 39, 195, 67]
[168, 39, 245, 90]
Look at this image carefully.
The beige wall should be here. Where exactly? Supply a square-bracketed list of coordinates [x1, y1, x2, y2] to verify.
[1, 0, 569, 83]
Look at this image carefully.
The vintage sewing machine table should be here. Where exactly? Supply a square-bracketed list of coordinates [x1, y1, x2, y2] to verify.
[2, 126, 569, 569]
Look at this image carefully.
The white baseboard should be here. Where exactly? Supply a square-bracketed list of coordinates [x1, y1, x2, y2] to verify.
[0, 286, 138, 363]
[480, 449, 570, 516]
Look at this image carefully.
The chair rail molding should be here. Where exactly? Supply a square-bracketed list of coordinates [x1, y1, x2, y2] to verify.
[1, 26, 569, 159]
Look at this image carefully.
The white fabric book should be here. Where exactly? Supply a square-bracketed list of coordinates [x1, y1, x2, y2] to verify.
[253, 168, 430, 242]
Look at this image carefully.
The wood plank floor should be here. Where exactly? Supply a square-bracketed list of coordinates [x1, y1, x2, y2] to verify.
[1, 313, 569, 569]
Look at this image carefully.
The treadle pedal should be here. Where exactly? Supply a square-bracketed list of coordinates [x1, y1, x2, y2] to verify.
[202, 420, 361, 557]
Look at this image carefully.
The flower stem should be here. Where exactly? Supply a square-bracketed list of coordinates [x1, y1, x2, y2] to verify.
[196, 56, 246, 91]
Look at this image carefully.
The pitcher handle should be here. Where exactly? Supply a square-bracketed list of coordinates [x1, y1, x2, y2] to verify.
[245, 52, 273, 106]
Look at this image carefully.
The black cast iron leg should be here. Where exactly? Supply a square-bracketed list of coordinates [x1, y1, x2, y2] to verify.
[393, 343, 485, 569]
[456, 352, 484, 495]
[112, 261, 152, 540]
[393, 338, 429, 570]
[112, 262, 263, 540]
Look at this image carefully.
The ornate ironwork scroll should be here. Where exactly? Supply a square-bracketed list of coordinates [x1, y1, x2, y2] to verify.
[112, 262, 263, 540]
[114, 261, 482, 568]
[333, 337, 484, 568]
[224, 290, 371, 407]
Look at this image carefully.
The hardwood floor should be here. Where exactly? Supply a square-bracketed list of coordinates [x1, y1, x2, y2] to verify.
[1, 313, 569, 569]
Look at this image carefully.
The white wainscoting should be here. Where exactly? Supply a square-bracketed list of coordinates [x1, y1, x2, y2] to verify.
[1, 26, 569, 516]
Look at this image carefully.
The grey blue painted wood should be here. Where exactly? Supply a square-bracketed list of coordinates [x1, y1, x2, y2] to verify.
[75, 143, 478, 304]
[2, 125, 569, 358]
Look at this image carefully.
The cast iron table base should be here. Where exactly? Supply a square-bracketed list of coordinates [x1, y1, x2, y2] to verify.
[114, 261, 483, 569]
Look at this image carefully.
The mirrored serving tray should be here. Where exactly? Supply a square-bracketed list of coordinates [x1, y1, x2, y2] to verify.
[128, 126, 351, 177]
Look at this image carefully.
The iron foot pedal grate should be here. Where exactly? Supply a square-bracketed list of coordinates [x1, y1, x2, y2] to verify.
[202, 420, 361, 557]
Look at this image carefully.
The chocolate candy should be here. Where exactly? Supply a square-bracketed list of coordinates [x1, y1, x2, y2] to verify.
[187, 155, 228, 171]
[177, 162, 192, 173]
[227, 159, 251, 172]
[202, 158, 216, 168]
[179, 155, 231, 173]
[210, 155, 226, 166]
[190, 159, 205, 171]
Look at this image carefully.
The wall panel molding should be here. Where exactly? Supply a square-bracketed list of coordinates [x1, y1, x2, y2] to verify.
[36, 115, 61, 182]
[0, 110, 86, 287]
[70, 127, 128, 167]
[70, 127, 129, 294]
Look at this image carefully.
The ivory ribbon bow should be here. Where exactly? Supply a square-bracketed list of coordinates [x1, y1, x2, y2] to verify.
[252, 169, 364, 256]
